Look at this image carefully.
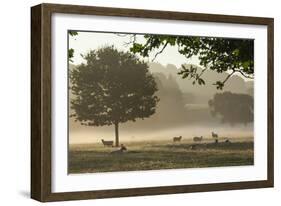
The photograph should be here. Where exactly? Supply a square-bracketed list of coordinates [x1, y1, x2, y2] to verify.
[68, 31, 254, 174]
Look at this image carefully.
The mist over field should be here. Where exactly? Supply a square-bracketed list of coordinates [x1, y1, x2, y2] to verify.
[69, 125, 253, 144]
[69, 63, 254, 145]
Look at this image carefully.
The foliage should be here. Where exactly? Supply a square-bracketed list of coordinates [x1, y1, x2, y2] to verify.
[69, 31, 78, 36]
[68, 31, 78, 62]
[208, 92, 253, 125]
[130, 35, 254, 89]
[70, 46, 159, 146]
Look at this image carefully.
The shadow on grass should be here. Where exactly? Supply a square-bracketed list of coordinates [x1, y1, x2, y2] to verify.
[155, 141, 253, 151]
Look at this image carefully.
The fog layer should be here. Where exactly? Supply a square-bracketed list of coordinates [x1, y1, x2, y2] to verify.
[69, 63, 254, 144]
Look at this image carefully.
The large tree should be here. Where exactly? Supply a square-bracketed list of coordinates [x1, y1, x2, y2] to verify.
[208, 92, 253, 126]
[129, 35, 254, 89]
[70, 46, 159, 146]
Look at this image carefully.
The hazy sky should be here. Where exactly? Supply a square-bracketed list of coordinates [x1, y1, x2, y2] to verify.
[69, 31, 200, 67]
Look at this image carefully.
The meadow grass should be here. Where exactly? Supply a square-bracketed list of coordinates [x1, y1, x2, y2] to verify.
[68, 137, 254, 173]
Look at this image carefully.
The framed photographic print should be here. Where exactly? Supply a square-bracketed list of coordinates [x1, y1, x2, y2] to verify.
[31, 3, 274, 202]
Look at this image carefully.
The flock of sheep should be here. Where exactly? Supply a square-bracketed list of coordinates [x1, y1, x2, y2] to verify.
[173, 131, 230, 143]
[102, 131, 230, 147]
[101, 131, 231, 154]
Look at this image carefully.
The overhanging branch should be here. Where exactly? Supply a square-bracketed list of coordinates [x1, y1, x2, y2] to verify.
[152, 41, 169, 62]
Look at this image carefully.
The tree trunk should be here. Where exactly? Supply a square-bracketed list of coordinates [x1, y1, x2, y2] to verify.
[114, 121, 119, 147]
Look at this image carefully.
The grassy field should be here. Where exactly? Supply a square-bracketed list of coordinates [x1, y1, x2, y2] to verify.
[68, 137, 254, 174]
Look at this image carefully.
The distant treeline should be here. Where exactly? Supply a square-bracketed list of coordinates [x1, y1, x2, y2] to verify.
[69, 62, 254, 131]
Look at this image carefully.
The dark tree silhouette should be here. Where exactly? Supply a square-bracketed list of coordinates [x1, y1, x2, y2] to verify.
[208, 92, 253, 125]
[129, 35, 254, 89]
[70, 46, 159, 146]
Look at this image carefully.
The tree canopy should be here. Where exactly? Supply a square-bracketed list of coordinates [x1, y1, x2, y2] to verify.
[130, 35, 254, 89]
[208, 92, 253, 126]
[70, 46, 159, 146]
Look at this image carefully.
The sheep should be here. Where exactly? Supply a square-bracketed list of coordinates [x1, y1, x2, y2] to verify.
[173, 136, 182, 142]
[110, 144, 127, 154]
[212, 132, 218, 139]
[101, 139, 114, 147]
[190, 144, 198, 150]
[225, 139, 231, 143]
[193, 136, 203, 142]
[190, 143, 207, 150]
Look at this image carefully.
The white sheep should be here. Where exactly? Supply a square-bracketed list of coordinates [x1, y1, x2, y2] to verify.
[193, 136, 203, 142]
[173, 136, 182, 142]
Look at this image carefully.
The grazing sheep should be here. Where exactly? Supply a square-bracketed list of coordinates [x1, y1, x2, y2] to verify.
[110, 144, 127, 154]
[190, 143, 207, 150]
[193, 136, 203, 142]
[212, 132, 218, 139]
[225, 139, 231, 143]
[190, 144, 198, 150]
[173, 136, 182, 142]
[101, 139, 114, 147]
